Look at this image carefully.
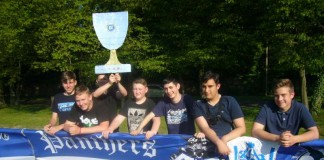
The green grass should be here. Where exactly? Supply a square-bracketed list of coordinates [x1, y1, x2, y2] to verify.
[0, 103, 323, 138]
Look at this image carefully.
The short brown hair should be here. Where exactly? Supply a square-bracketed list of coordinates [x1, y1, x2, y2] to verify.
[61, 71, 76, 83]
[273, 79, 294, 93]
[133, 78, 147, 87]
[75, 84, 90, 96]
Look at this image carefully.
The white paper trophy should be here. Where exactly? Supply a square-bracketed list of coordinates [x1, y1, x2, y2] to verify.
[93, 11, 131, 74]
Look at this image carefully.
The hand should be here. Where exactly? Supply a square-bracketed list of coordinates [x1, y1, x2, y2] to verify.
[194, 132, 205, 139]
[115, 73, 121, 83]
[47, 125, 61, 135]
[44, 124, 52, 134]
[280, 131, 296, 147]
[216, 140, 231, 156]
[68, 124, 81, 136]
[130, 129, 140, 136]
[145, 130, 157, 140]
[102, 129, 114, 139]
[109, 74, 116, 84]
[44, 124, 51, 131]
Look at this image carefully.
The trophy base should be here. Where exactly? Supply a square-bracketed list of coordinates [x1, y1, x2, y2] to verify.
[95, 64, 131, 74]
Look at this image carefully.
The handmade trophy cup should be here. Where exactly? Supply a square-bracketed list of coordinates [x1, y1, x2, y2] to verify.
[93, 11, 131, 74]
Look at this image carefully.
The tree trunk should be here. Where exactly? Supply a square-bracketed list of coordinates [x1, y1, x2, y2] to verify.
[0, 81, 6, 106]
[9, 83, 21, 106]
[300, 68, 309, 109]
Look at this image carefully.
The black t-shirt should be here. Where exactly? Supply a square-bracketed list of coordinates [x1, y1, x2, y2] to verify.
[120, 98, 155, 133]
[68, 99, 109, 127]
[51, 93, 75, 124]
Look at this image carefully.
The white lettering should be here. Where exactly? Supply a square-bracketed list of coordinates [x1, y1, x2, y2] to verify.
[108, 139, 117, 155]
[36, 131, 157, 157]
[63, 137, 79, 149]
[0, 133, 9, 141]
[143, 140, 156, 158]
[130, 140, 140, 155]
[37, 131, 64, 153]
[117, 140, 128, 153]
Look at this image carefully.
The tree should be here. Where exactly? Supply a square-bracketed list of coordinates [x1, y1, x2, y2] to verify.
[262, 0, 324, 109]
[0, 0, 41, 105]
[312, 74, 324, 115]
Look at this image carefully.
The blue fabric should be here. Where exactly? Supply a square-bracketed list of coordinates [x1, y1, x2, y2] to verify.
[1, 128, 324, 159]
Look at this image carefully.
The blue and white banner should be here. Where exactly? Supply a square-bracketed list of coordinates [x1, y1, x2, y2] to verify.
[0, 128, 323, 160]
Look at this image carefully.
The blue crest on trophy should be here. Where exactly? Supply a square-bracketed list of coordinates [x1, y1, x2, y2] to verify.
[92, 11, 131, 74]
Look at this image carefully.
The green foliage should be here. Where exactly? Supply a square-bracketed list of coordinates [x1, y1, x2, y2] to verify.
[0, 0, 323, 102]
[265, 0, 324, 74]
[311, 75, 324, 115]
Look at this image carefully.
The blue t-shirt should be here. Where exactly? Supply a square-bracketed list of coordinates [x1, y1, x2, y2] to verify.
[254, 100, 316, 135]
[152, 94, 195, 135]
[51, 93, 75, 124]
[192, 96, 244, 138]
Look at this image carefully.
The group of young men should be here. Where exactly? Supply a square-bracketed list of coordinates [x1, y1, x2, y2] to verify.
[44, 71, 319, 156]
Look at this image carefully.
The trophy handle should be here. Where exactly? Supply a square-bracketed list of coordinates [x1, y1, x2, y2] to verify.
[105, 49, 121, 65]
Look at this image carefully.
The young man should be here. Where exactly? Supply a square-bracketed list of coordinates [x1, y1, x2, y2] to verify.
[192, 71, 246, 156]
[252, 79, 319, 147]
[44, 71, 77, 135]
[102, 78, 155, 139]
[92, 73, 128, 132]
[131, 77, 196, 140]
[64, 85, 109, 135]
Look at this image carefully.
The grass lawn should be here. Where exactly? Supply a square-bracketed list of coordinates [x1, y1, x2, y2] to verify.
[0, 100, 323, 138]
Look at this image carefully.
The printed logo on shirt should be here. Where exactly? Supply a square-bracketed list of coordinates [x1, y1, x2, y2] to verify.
[79, 115, 98, 127]
[167, 108, 188, 124]
[58, 102, 75, 112]
[128, 108, 146, 132]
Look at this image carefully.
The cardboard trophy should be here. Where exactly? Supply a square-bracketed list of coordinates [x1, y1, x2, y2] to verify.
[93, 11, 131, 74]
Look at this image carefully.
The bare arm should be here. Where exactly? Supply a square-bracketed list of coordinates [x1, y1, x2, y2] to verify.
[195, 116, 231, 155]
[46, 124, 65, 135]
[117, 83, 128, 97]
[280, 126, 319, 147]
[92, 82, 113, 98]
[64, 120, 109, 135]
[102, 115, 126, 139]
[108, 114, 126, 131]
[115, 73, 128, 97]
[63, 120, 77, 133]
[145, 116, 161, 140]
[221, 117, 246, 143]
[44, 112, 59, 135]
[80, 121, 109, 135]
[49, 112, 58, 126]
[252, 122, 280, 142]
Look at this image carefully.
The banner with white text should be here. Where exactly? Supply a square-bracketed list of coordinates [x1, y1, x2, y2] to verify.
[0, 128, 323, 160]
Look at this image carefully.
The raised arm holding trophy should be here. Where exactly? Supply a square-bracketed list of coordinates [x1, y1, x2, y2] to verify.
[92, 11, 131, 132]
